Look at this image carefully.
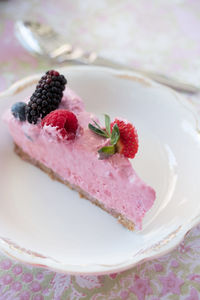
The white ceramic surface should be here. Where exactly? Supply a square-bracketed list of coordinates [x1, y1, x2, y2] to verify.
[0, 66, 200, 275]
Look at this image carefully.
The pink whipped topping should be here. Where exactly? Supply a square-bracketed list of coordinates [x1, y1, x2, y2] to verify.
[3, 87, 155, 230]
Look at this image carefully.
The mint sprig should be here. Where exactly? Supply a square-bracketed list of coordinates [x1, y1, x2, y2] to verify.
[105, 114, 111, 136]
[110, 123, 120, 145]
[88, 115, 120, 159]
[98, 145, 116, 160]
[88, 123, 108, 138]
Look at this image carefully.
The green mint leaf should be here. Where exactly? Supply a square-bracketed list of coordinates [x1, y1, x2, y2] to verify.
[98, 145, 116, 159]
[88, 123, 108, 138]
[110, 123, 120, 145]
[98, 145, 116, 154]
[105, 114, 111, 136]
[92, 119, 102, 130]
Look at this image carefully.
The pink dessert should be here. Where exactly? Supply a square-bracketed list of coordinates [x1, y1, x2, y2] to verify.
[3, 70, 155, 230]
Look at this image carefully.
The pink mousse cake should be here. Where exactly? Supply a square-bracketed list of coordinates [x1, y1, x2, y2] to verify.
[3, 70, 155, 230]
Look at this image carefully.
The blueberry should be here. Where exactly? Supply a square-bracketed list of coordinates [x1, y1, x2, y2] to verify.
[11, 102, 27, 121]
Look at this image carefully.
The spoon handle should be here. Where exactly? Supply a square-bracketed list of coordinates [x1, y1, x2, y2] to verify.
[91, 56, 200, 94]
[15, 21, 199, 94]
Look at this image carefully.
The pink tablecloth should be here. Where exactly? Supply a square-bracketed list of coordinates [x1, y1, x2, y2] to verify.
[0, 1, 200, 299]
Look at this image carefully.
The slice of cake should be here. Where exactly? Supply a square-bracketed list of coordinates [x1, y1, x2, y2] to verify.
[3, 70, 155, 230]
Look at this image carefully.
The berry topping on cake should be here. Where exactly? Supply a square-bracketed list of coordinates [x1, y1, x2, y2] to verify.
[11, 102, 27, 121]
[89, 115, 138, 159]
[41, 109, 78, 140]
[26, 70, 67, 124]
[111, 119, 138, 158]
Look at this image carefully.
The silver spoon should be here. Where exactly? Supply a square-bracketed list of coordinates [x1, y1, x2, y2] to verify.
[15, 20, 200, 94]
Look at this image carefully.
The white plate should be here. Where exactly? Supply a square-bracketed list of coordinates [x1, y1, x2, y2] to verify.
[0, 66, 200, 275]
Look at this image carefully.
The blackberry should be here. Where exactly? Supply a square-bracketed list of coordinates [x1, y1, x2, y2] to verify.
[26, 70, 67, 124]
[11, 102, 27, 121]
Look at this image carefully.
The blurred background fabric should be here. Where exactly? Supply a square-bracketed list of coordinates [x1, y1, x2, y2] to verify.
[0, 0, 200, 299]
[1, 0, 200, 91]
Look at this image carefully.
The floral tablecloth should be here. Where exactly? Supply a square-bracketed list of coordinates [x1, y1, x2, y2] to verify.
[0, 0, 200, 299]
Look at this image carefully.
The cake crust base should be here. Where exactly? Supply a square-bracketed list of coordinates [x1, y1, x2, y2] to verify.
[14, 143, 134, 231]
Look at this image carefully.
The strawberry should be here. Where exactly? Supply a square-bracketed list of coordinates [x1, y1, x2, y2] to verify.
[41, 109, 78, 140]
[111, 119, 138, 158]
[88, 114, 139, 159]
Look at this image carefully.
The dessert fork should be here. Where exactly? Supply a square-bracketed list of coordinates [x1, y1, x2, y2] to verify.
[15, 20, 200, 94]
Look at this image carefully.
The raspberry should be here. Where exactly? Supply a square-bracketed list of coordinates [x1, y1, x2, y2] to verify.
[41, 109, 78, 140]
[26, 70, 67, 124]
[111, 119, 139, 158]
